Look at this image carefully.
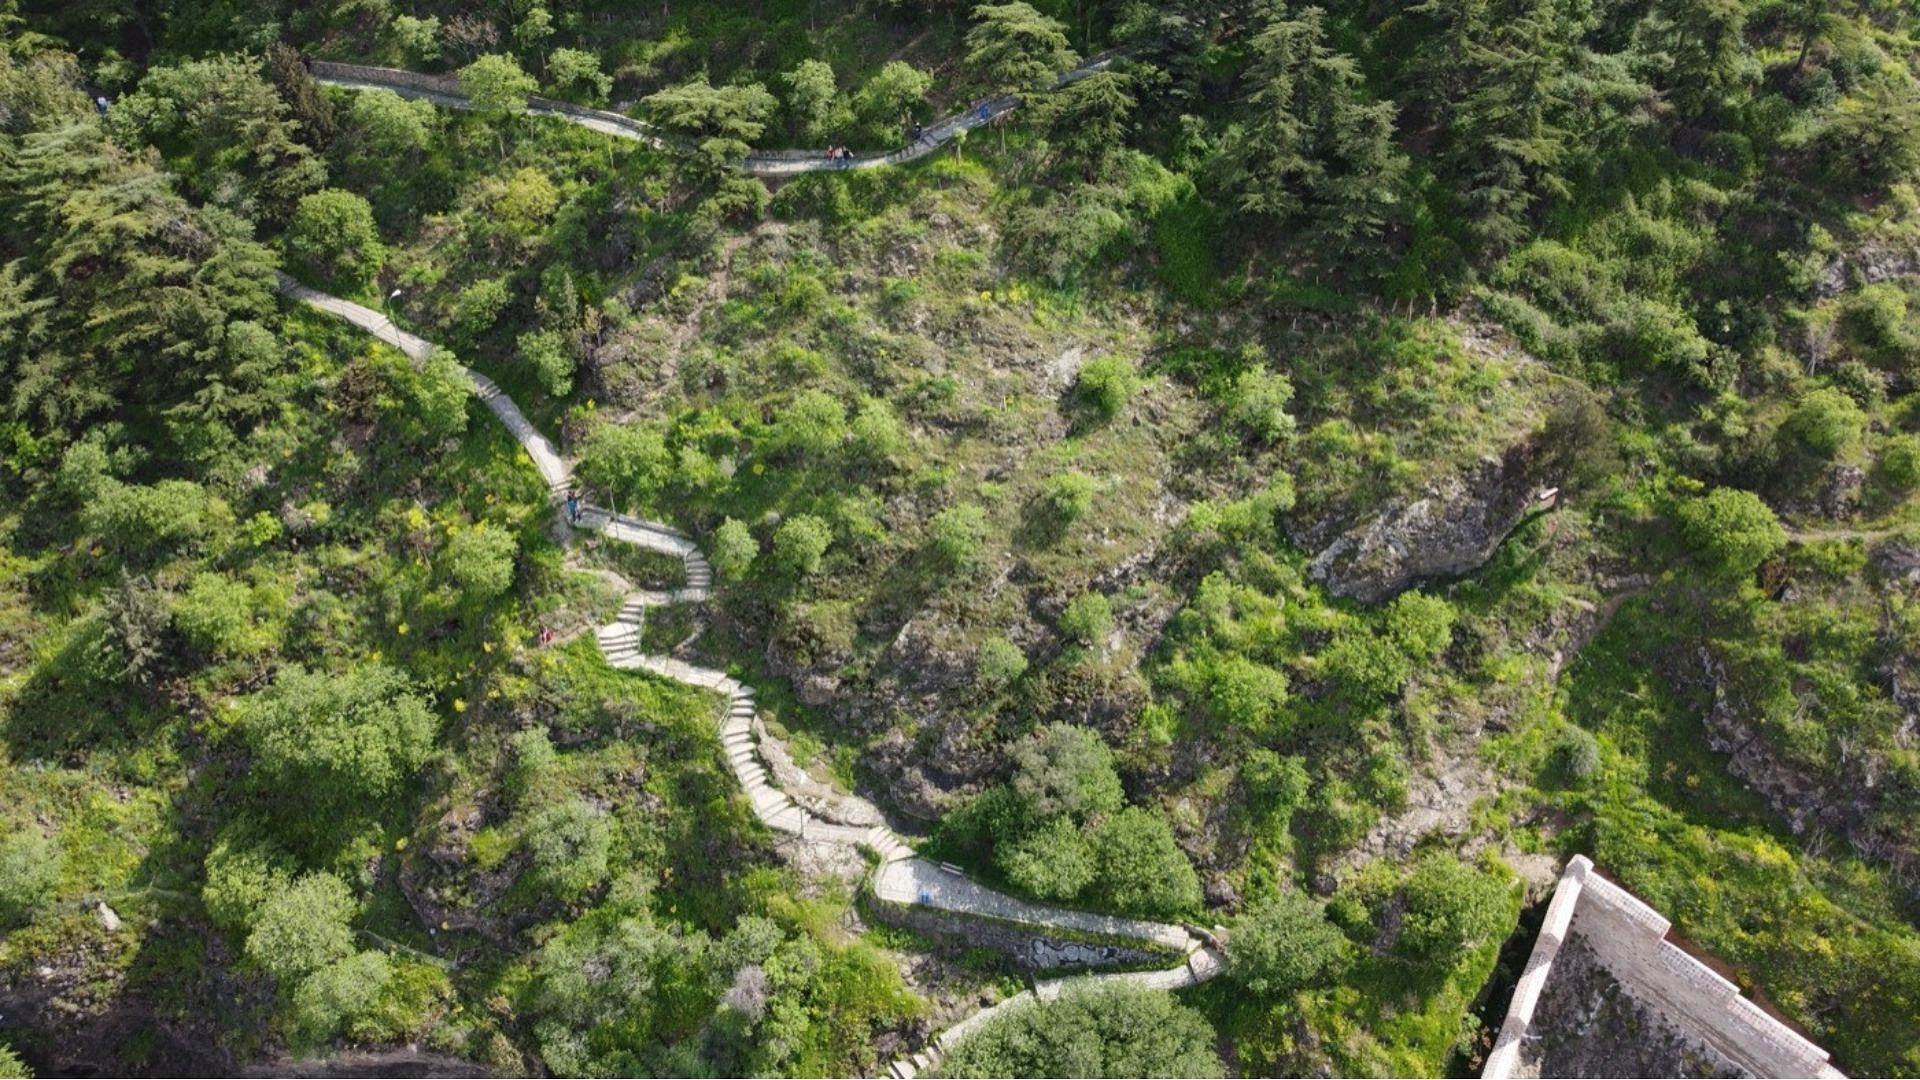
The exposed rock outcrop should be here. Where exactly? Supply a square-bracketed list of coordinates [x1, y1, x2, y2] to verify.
[1301, 441, 1553, 605]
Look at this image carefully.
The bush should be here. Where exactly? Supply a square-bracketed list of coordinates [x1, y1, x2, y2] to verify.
[711, 518, 759, 581]
[1675, 488, 1785, 579]
[445, 522, 518, 602]
[976, 635, 1029, 689]
[293, 950, 393, 1042]
[1059, 592, 1113, 646]
[772, 515, 833, 577]
[1092, 807, 1202, 918]
[1879, 433, 1920, 492]
[175, 571, 270, 657]
[245, 872, 357, 979]
[1011, 724, 1124, 820]
[998, 817, 1098, 900]
[1076, 356, 1138, 419]
[286, 189, 384, 290]
[0, 831, 59, 927]
[518, 329, 575, 398]
[242, 665, 438, 822]
[1384, 592, 1455, 662]
[202, 835, 291, 934]
[1322, 629, 1412, 703]
[929, 504, 991, 570]
[940, 981, 1223, 1078]
[1554, 727, 1602, 783]
[1395, 854, 1514, 973]
[1227, 890, 1346, 997]
[576, 423, 672, 511]
[772, 390, 847, 459]
[459, 54, 536, 116]
[1785, 386, 1868, 458]
[1040, 470, 1096, 525]
[453, 279, 512, 343]
[524, 800, 613, 900]
[850, 399, 909, 466]
[495, 167, 560, 237]
[547, 48, 611, 102]
[1226, 366, 1296, 440]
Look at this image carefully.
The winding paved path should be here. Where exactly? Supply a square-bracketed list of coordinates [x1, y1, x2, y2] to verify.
[277, 275, 1223, 1078]
[308, 52, 1121, 177]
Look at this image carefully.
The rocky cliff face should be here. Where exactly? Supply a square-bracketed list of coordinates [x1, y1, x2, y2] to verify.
[1300, 441, 1552, 605]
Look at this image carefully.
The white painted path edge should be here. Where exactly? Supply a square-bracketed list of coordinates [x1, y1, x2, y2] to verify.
[278, 275, 1225, 1078]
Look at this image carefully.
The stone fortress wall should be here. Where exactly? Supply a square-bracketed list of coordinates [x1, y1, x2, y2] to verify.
[1483, 855, 1845, 1080]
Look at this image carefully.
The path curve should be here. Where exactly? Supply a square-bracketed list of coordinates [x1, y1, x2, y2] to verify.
[277, 275, 1224, 1078]
[307, 52, 1121, 177]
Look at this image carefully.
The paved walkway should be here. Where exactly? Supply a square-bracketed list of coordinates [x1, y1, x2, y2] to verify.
[279, 276, 1223, 1078]
[308, 52, 1121, 177]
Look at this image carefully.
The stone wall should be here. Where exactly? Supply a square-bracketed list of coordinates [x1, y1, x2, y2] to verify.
[1483, 856, 1845, 1080]
[868, 897, 1171, 973]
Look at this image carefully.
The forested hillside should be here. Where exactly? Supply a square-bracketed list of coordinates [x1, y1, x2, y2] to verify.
[3, 0, 1919, 1075]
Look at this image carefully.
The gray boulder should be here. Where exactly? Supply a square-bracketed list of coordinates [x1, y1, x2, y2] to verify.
[1304, 442, 1551, 605]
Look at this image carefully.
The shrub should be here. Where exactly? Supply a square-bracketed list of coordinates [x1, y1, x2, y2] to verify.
[286, 189, 384, 290]
[348, 90, 433, 157]
[1554, 727, 1602, 783]
[1227, 890, 1346, 997]
[1059, 592, 1113, 646]
[1203, 654, 1291, 734]
[495, 167, 560, 237]
[1675, 488, 1785, 579]
[1092, 807, 1202, 918]
[202, 835, 291, 933]
[850, 399, 909, 466]
[453, 278, 512, 343]
[459, 54, 536, 117]
[175, 571, 269, 657]
[1879, 433, 1920, 492]
[0, 831, 59, 927]
[711, 518, 759, 581]
[976, 635, 1029, 689]
[1041, 470, 1096, 524]
[1322, 629, 1412, 703]
[1076, 356, 1138, 419]
[929, 504, 991, 570]
[1785, 386, 1868, 458]
[1226, 366, 1296, 440]
[547, 48, 611, 102]
[1384, 592, 1455, 662]
[1395, 854, 1514, 973]
[524, 800, 613, 900]
[576, 423, 672, 512]
[1010, 724, 1124, 821]
[772, 390, 847, 459]
[518, 329, 575, 398]
[772, 515, 833, 577]
[293, 950, 393, 1042]
[940, 981, 1223, 1078]
[998, 817, 1098, 900]
[245, 872, 357, 979]
[390, 14, 441, 62]
[445, 522, 518, 602]
[242, 665, 438, 821]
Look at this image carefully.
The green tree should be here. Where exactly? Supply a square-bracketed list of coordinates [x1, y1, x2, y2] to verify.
[547, 48, 611, 103]
[940, 981, 1223, 1078]
[391, 14, 441, 62]
[929, 504, 992, 570]
[855, 61, 933, 142]
[1033, 70, 1136, 175]
[460, 54, 537, 117]
[517, 329, 575, 397]
[966, 2, 1080, 97]
[347, 89, 435, 159]
[577, 424, 672, 512]
[712, 518, 760, 581]
[643, 79, 778, 174]
[286, 189, 384, 291]
[242, 665, 438, 822]
[93, 570, 173, 686]
[998, 816, 1098, 900]
[445, 522, 518, 602]
[1227, 890, 1346, 997]
[782, 59, 850, 142]
[773, 515, 833, 577]
[1011, 724, 1124, 820]
[245, 872, 357, 980]
[293, 950, 392, 1042]
[1675, 488, 1785, 579]
[1092, 807, 1202, 918]
[1059, 592, 1114, 646]
[1878, 433, 1920, 492]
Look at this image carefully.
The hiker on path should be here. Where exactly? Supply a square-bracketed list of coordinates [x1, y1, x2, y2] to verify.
[977, 102, 990, 123]
[94, 95, 108, 116]
[911, 122, 924, 144]
[565, 486, 581, 524]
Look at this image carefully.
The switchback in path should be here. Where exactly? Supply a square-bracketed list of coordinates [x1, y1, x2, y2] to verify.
[278, 276, 1225, 1078]
[307, 52, 1120, 176]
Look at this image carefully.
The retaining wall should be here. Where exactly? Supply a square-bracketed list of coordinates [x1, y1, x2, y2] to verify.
[1482, 855, 1844, 1080]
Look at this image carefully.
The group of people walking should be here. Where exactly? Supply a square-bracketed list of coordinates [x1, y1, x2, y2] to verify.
[823, 145, 856, 167]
